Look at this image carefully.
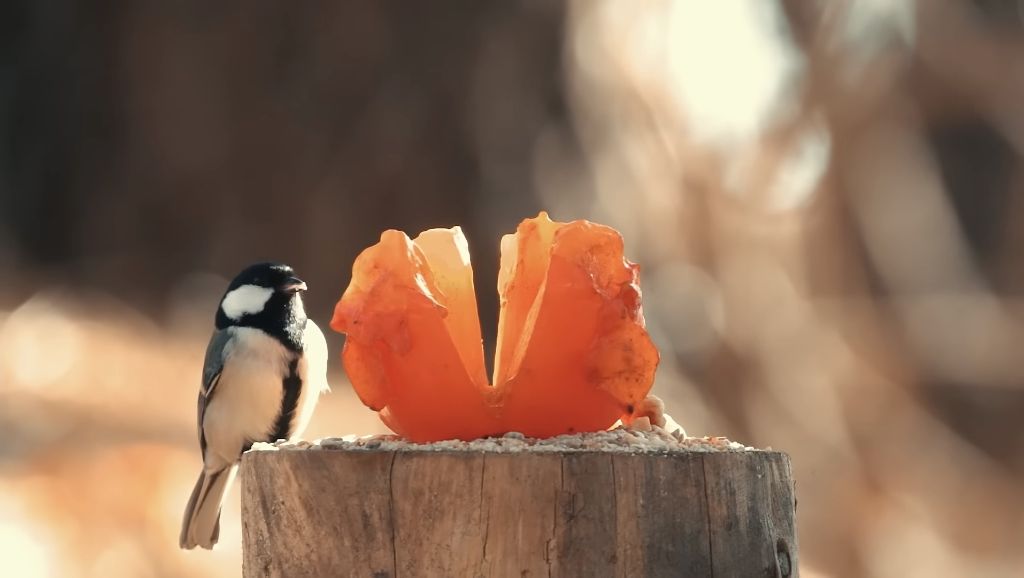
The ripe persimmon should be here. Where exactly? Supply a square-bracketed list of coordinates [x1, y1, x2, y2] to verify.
[331, 212, 659, 442]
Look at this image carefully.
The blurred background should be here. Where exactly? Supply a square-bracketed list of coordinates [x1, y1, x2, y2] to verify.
[2, 0, 1023, 576]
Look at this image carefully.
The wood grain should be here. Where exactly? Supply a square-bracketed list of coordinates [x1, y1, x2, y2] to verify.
[241, 449, 797, 578]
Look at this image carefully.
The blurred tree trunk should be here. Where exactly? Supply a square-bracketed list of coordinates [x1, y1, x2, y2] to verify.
[0, 1, 574, 361]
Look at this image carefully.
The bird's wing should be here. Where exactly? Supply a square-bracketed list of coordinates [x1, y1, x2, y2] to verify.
[197, 328, 235, 453]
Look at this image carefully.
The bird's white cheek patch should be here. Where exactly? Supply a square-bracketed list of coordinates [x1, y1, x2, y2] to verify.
[221, 284, 274, 320]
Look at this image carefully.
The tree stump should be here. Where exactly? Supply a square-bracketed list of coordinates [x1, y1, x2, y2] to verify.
[240, 444, 797, 578]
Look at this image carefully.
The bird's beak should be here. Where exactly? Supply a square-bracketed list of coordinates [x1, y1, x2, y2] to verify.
[280, 276, 308, 293]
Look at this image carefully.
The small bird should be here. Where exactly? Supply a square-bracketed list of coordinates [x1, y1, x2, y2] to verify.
[180, 262, 329, 550]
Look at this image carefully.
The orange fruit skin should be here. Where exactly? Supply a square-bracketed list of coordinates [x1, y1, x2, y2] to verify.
[331, 230, 497, 442]
[330, 213, 659, 442]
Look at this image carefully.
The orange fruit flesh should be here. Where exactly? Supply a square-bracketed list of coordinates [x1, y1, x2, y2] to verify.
[330, 213, 659, 442]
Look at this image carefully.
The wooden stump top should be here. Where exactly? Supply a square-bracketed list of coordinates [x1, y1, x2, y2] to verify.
[241, 433, 797, 578]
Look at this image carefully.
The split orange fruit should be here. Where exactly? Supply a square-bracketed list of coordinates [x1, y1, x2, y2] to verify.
[330, 212, 659, 442]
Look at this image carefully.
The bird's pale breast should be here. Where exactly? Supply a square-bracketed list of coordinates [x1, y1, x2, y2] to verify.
[201, 327, 295, 469]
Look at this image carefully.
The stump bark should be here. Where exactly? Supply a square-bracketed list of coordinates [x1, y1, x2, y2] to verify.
[241, 449, 797, 578]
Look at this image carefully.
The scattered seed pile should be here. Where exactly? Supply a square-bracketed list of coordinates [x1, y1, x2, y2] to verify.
[250, 427, 759, 454]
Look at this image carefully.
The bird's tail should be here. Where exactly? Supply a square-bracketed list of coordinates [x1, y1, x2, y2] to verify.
[179, 464, 238, 550]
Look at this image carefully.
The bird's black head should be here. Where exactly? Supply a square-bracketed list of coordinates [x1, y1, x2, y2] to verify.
[215, 262, 308, 350]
